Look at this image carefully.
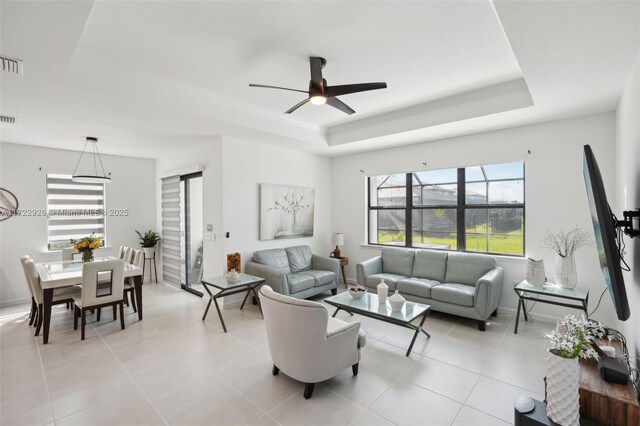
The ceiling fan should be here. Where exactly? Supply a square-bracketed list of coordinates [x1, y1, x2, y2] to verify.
[249, 57, 387, 115]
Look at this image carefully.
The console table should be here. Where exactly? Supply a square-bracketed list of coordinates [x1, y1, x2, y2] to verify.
[576, 339, 639, 425]
[513, 281, 589, 334]
[540, 338, 640, 426]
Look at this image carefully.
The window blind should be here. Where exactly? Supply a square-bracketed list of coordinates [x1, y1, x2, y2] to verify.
[161, 175, 181, 287]
[46, 174, 106, 250]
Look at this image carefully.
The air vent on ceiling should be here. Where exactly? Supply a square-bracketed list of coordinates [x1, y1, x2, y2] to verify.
[0, 116, 16, 124]
[1, 56, 23, 75]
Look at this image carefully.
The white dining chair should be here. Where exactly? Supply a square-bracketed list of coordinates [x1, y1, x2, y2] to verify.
[61, 248, 80, 261]
[124, 249, 143, 312]
[74, 260, 126, 340]
[23, 258, 81, 336]
[20, 256, 38, 327]
[118, 245, 126, 259]
[123, 247, 134, 263]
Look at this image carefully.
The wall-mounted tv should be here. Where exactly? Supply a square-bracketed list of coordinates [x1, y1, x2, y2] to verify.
[582, 145, 630, 321]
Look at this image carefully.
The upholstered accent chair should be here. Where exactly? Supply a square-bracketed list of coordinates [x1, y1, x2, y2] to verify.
[74, 260, 125, 340]
[259, 285, 366, 399]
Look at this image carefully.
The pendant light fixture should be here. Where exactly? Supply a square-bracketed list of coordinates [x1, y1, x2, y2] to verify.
[72, 137, 111, 183]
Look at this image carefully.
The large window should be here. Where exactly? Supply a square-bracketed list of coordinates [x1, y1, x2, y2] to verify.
[46, 174, 107, 250]
[368, 161, 524, 256]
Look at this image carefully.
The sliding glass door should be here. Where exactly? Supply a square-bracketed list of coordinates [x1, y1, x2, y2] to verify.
[179, 172, 204, 296]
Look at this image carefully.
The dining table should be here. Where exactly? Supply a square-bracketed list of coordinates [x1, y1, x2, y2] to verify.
[35, 256, 143, 344]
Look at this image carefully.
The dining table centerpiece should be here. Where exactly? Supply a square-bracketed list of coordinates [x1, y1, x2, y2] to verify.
[71, 234, 103, 262]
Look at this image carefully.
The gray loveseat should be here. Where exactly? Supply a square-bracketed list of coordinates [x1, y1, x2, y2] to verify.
[246, 245, 339, 299]
[357, 247, 503, 330]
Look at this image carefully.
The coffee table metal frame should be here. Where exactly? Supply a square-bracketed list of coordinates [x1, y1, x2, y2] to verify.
[513, 280, 589, 334]
[325, 293, 431, 357]
[201, 273, 265, 332]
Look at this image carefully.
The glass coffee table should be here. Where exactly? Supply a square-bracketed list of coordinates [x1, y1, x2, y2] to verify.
[325, 291, 431, 357]
[201, 273, 265, 332]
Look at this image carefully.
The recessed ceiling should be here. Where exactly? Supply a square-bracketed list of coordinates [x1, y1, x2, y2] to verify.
[0, 1, 638, 158]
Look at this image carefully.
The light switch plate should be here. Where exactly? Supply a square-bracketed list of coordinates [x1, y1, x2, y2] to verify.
[204, 232, 212, 241]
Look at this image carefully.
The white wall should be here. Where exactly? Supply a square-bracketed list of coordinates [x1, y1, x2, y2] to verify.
[614, 53, 640, 358]
[155, 139, 224, 284]
[221, 137, 332, 281]
[331, 112, 620, 326]
[0, 142, 156, 306]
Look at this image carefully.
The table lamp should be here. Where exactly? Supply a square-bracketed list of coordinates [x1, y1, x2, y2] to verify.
[331, 233, 344, 258]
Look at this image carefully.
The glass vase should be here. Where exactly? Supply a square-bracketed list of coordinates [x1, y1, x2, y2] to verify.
[82, 250, 94, 263]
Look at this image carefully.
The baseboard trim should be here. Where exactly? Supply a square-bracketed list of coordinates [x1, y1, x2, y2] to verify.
[0, 296, 31, 308]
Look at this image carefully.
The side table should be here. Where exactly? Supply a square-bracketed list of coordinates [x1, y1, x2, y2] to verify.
[143, 252, 158, 283]
[333, 256, 349, 288]
[201, 273, 265, 332]
[513, 281, 589, 334]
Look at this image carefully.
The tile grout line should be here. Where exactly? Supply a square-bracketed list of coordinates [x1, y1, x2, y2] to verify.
[94, 321, 170, 426]
[34, 326, 56, 426]
[163, 340, 269, 424]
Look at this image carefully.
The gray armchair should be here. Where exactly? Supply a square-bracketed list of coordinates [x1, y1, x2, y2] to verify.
[246, 245, 339, 299]
[259, 285, 365, 399]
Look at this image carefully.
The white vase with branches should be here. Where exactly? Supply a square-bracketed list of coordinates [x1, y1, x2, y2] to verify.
[540, 228, 592, 289]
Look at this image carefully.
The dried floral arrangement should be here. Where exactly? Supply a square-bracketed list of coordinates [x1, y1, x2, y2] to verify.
[540, 227, 592, 257]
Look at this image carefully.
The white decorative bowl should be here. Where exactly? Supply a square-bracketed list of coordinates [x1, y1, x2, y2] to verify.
[348, 286, 367, 299]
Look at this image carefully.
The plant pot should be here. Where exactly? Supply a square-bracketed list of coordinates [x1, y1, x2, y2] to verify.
[546, 352, 580, 426]
[554, 254, 577, 288]
[143, 247, 156, 258]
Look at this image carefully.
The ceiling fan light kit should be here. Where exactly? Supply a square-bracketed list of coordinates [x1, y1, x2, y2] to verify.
[72, 136, 112, 184]
[250, 57, 387, 115]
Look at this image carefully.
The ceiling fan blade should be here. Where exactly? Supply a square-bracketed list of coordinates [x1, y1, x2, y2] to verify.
[325, 82, 387, 98]
[285, 98, 310, 114]
[249, 84, 309, 94]
[326, 97, 355, 115]
[309, 57, 324, 90]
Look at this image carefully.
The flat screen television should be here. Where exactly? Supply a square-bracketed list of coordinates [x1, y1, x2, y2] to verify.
[582, 144, 630, 321]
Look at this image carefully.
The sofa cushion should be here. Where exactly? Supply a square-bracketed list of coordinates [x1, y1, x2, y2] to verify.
[444, 252, 496, 286]
[411, 249, 448, 282]
[397, 277, 441, 299]
[285, 246, 312, 273]
[381, 247, 415, 276]
[287, 274, 315, 293]
[431, 283, 475, 307]
[253, 249, 291, 274]
[364, 273, 407, 292]
[299, 270, 335, 287]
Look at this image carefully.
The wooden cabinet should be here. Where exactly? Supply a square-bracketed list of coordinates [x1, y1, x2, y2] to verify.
[577, 355, 639, 426]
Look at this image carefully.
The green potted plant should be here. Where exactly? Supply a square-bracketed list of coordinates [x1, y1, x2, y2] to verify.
[135, 229, 161, 258]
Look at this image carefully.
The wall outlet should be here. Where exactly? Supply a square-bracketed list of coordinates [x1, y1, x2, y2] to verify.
[204, 232, 212, 241]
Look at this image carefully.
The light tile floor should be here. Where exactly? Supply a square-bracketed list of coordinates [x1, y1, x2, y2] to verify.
[0, 283, 550, 426]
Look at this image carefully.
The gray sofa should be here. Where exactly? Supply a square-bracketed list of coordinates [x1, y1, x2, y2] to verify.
[357, 247, 503, 330]
[246, 245, 339, 299]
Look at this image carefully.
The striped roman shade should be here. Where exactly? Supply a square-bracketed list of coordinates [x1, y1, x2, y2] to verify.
[47, 174, 106, 250]
[161, 175, 181, 287]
